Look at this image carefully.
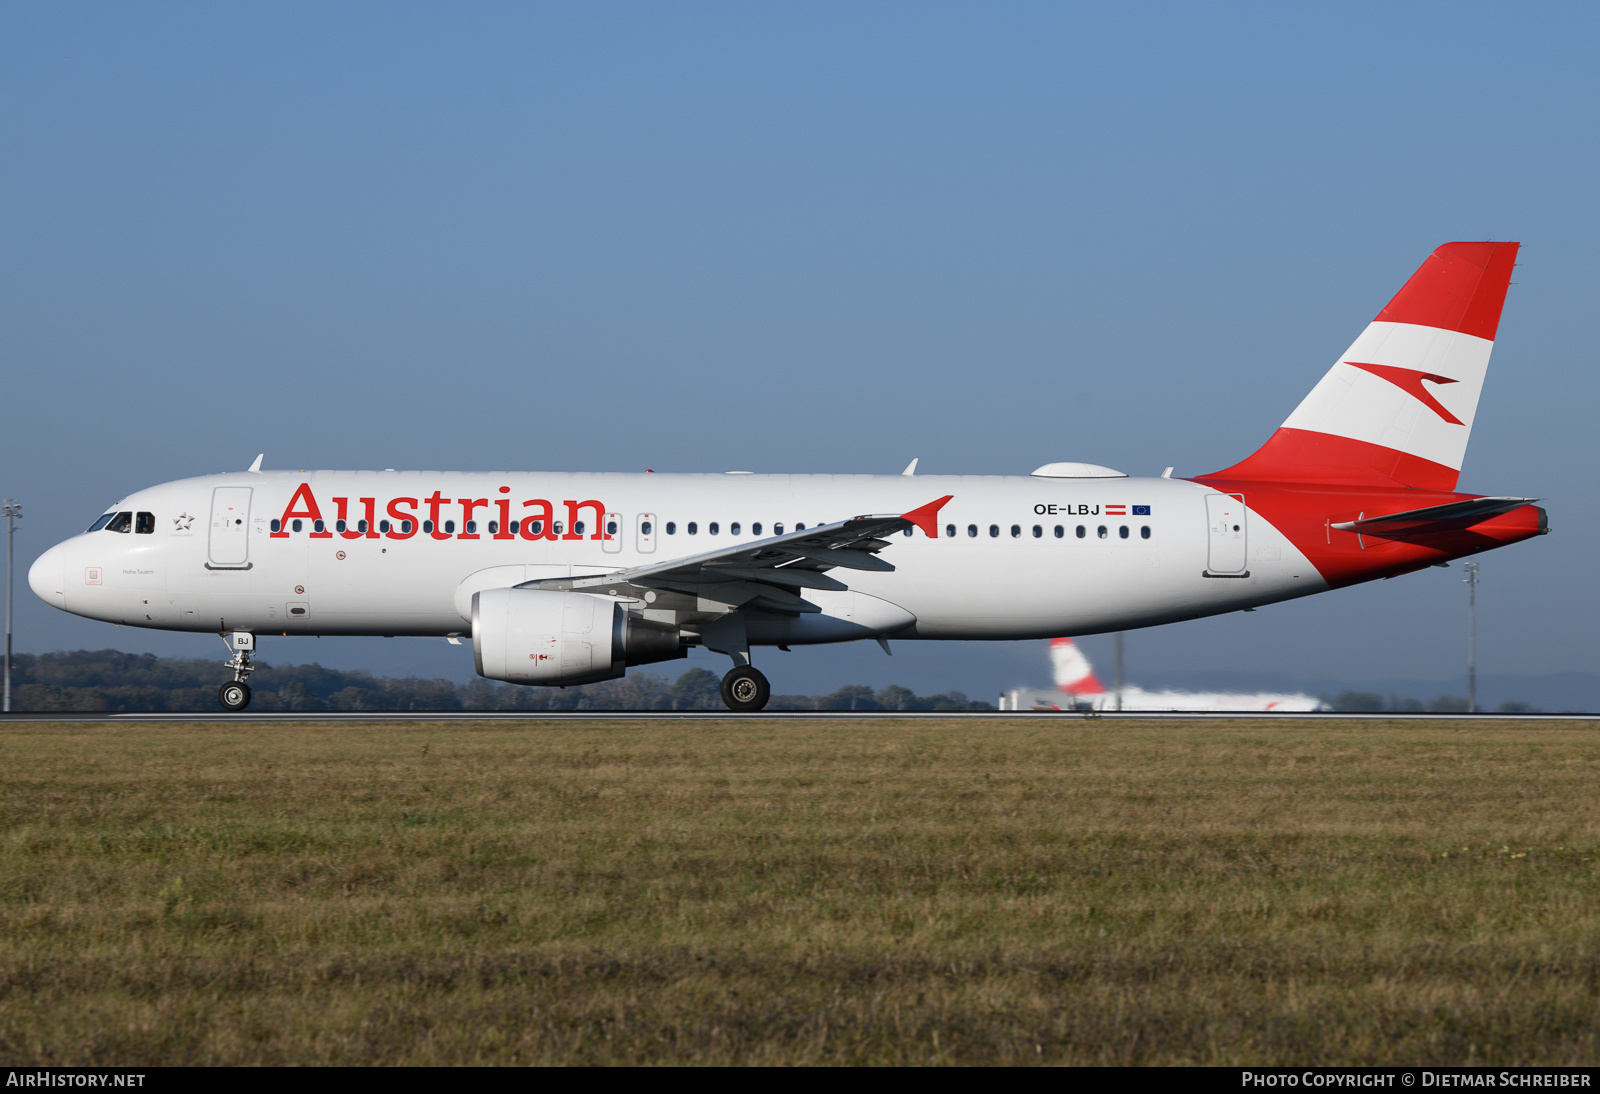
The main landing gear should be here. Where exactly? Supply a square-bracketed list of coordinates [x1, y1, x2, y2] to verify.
[217, 632, 256, 712]
[720, 665, 770, 712]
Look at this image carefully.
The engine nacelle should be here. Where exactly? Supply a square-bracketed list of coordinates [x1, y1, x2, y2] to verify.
[472, 587, 684, 686]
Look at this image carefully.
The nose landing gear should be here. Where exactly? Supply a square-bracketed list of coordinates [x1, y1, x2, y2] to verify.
[720, 665, 770, 712]
[217, 632, 256, 712]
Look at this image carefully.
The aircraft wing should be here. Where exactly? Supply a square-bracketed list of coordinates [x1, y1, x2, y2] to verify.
[517, 495, 953, 612]
[1330, 496, 1538, 535]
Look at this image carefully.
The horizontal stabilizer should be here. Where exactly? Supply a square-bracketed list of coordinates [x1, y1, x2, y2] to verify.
[1331, 496, 1537, 534]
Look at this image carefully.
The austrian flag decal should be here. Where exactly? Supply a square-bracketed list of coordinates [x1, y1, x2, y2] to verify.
[1105, 505, 1127, 516]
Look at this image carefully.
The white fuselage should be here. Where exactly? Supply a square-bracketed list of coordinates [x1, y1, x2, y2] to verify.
[30, 469, 1325, 644]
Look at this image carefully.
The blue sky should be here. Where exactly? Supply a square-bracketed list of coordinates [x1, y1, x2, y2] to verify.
[3, 2, 1595, 697]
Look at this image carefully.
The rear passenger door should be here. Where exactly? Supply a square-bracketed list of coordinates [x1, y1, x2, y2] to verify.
[1205, 494, 1247, 575]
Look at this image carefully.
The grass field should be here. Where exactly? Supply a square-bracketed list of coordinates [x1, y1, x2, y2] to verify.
[1, 717, 1597, 1065]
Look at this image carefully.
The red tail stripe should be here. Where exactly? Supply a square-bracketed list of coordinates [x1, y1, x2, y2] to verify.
[1373, 241, 1519, 341]
[1203, 428, 1459, 491]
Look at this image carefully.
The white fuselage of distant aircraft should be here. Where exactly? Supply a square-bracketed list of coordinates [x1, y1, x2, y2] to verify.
[29, 242, 1548, 710]
[1001, 688, 1327, 713]
[998, 635, 1325, 712]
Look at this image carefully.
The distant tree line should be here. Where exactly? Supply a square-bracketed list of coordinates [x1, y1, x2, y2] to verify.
[1320, 690, 1539, 714]
[2, 650, 994, 713]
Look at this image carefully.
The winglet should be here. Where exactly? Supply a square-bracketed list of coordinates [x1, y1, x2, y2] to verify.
[901, 458, 918, 477]
[247, 454, 264, 473]
[900, 494, 953, 538]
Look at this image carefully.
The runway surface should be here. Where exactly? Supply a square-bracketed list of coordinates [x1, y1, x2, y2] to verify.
[2, 710, 1597, 722]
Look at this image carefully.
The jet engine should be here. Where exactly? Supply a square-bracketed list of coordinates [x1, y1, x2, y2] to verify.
[472, 587, 685, 686]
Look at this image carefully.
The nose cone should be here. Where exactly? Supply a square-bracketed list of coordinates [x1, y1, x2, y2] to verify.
[28, 543, 66, 609]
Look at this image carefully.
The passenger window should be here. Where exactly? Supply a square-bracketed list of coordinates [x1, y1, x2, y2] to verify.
[488, 521, 498, 534]
[967, 524, 977, 538]
[292, 519, 303, 533]
[1097, 525, 1107, 539]
[1032, 525, 1042, 538]
[606, 520, 617, 536]
[403, 520, 415, 533]
[445, 520, 456, 534]
[640, 520, 652, 535]
[88, 513, 116, 532]
[709, 522, 719, 535]
[1010, 525, 1021, 538]
[464, 520, 475, 534]
[574, 521, 584, 536]
[774, 523, 784, 535]
[507, 521, 517, 534]
[1077, 525, 1086, 538]
[270, 518, 281, 533]
[359, 520, 370, 534]
[1054, 525, 1064, 538]
[106, 512, 133, 533]
[335, 519, 345, 532]
[903, 527, 913, 536]
[795, 523, 805, 531]
[423, 520, 434, 533]
[1141, 525, 1151, 539]
[751, 522, 761, 536]
[730, 522, 740, 535]
[554, 521, 564, 535]
[989, 525, 999, 538]
[688, 522, 698, 535]
[666, 522, 676, 534]
[381, 520, 392, 533]
[135, 512, 155, 534]
[528, 521, 542, 535]
[945, 524, 955, 538]
[1119, 525, 1129, 539]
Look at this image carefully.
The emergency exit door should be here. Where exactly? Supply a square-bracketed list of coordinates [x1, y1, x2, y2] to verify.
[208, 487, 253, 568]
[1205, 494, 1247, 574]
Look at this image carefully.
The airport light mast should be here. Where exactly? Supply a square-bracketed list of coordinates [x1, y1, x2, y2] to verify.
[3, 499, 19, 714]
[1464, 560, 1479, 714]
[1114, 631, 1124, 712]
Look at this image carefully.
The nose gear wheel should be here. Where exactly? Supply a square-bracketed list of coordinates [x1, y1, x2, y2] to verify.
[218, 681, 251, 712]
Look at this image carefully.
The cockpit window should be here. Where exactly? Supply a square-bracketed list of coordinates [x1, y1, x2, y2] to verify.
[87, 513, 116, 532]
[135, 512, 155, 534]
[104, 512, 133, 534]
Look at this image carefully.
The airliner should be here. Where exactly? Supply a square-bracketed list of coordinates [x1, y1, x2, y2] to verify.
[29, 242, 1546, 712]
[997, 637, 1325, 712]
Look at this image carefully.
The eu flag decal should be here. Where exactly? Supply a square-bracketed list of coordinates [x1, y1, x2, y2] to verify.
[1132, 505, 1151, 516]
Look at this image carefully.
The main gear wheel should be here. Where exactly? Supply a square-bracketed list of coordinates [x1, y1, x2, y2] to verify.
[720, 666, 770, 712]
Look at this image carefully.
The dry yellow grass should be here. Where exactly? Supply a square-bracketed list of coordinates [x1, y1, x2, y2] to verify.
[1, 717, 1597, 1065]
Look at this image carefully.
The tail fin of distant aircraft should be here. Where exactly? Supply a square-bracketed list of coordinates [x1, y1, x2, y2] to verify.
[1050, 637, 1106, 695]
[1209, 242, 1519, 491]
